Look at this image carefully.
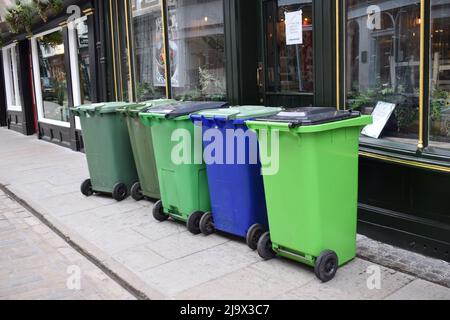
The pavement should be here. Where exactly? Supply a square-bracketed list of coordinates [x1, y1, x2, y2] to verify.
[0, 190, 135, 300]
[0, 128, 449, 300]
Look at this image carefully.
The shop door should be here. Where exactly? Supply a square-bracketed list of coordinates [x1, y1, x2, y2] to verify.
[258, 0, 314, 108]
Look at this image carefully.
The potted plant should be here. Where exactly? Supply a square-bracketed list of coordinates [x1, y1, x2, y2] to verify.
[430, 88, 450, 137]
[4, 1, 34, 35]
[32, 0, 63, 23]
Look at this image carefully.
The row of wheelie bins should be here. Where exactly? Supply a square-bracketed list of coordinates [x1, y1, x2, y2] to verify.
[72, 101, 372, 282]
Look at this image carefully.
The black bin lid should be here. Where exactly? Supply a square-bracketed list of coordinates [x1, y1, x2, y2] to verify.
[255, 107, 361, 128]
[144, 101, 229, 119]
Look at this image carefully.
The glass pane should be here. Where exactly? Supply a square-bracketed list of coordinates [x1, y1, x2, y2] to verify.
[76, 19, 92, 105]
[264, 0, 313, 93]
[36, 30, 70, 122]
[167, 0, 226, 101]
[132, 0, 167, 101]
[13, 46, 22, 107]
[430, 0, 450, 151]
[346, 1, 421, 145]
[9, 49, 16, 106]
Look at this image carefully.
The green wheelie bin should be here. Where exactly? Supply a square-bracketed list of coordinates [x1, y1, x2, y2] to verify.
[72, 102, 140, 201]
[140, 101, 228, 234]
[246, 108, 372, 282]
[118, 99, 176, 201]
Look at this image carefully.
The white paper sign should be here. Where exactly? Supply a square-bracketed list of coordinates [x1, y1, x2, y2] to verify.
[285, 10, 303, 45]
[361, 101, 397, 139]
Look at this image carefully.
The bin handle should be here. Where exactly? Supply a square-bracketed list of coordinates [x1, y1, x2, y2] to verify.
[245, 121, 291, 132]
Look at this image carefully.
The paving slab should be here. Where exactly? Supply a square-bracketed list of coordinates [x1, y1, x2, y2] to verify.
[1, 128, 450, 300]
[386, 279, 450, 300]
[0, 191, 135, 300]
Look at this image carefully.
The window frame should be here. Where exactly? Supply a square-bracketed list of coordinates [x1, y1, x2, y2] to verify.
[2, 43, 22, 112]
[127, 0, 228, 102]
[342, 0, 450, 163]
[30, 27, 71, 128]
[68, 16, 89, 130]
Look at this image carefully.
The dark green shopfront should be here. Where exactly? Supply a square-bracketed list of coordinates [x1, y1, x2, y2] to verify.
[0, 0, 449, 262]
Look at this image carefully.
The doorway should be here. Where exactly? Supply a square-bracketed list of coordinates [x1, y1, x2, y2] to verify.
[258, 0, 314, 108]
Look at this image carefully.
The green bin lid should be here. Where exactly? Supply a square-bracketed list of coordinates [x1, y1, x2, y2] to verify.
[252, 107, 361, 128]
[194, 105, 283, 120]
[142, 99, 177, 108]
[140, 101, 229, 119]
[74, 102, 142, 114]
[118, 99, 176, 116]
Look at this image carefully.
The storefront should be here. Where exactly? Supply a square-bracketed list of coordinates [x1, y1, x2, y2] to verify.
[113, 0, 449, 261]
[0, 0, 102, 150]
[0, 0, 448, 261]
[344, 0, 450, 262]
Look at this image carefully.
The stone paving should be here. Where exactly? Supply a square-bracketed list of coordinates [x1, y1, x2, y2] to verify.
[0, 191, 135, 300]
[1, 128, 449, 300]
[357, 235, 450, 288]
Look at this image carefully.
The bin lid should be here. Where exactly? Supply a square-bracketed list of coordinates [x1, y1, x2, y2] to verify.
[142, 99, 177, 108]
[252, 107, 361, 128]
[75, 102, 142, 114]
[193, 105, 283, 120]
[118, 99, 176, 115]
[142, 101, 229, 119]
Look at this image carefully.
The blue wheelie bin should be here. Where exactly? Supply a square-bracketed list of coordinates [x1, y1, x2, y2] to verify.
[190, 106, 282, 249]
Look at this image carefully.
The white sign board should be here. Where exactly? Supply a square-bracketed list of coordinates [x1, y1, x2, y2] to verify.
[285, 10, 303, 45]
[361, 101, 396, 139]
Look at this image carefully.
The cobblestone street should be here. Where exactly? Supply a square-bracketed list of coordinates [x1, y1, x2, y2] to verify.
[0, 190, 135, 300]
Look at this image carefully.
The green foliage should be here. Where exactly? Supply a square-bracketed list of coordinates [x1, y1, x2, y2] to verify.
[136, 82, 157, 101]
[5, 1, 34, 35]
[32, 0, 63, 23]
[431, 88, 450, 122]
[39, 31, 63, 49]
[4, 0, 64, 35]
[348, 84, 420, 131]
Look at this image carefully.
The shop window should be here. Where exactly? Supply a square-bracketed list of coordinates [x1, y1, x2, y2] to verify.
[75, 18, 92, 105]
[264, 0, 313, 93]
[68, 17, 92, 129]
[346, 1, 421, 146]
[430, 0, 450, 151]
[131, 0, 167, 101]
[167, 0, 226, 101]
[1, 44, 22, 112]
[32, 29, 70, 124]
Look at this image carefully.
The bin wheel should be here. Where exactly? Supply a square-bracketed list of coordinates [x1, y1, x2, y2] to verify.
[131, 182, 144, 201]
[199, 212, 215, 236]
[246, 224, 266, 250]
[81, 179, 93, 197]
[187, 211, 204, 235]
[314, 250, 339, 283]
[257, 232, 276, 260]
[112, 183, 128, 201]
[152, 200, 168, 222]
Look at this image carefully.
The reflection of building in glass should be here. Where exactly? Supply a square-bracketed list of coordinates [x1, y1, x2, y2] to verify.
[168, 0, 225, 100]
[346, 0, 421, 94]
[132, 0, 166, 101]
[346, 0, 421, 143]
[37, 31, 69, 122]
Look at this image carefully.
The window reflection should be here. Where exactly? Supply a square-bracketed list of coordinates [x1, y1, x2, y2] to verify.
[132, 0, 167, 101]
[37, 30, 69, 122]
[167, 0, 226, 101]
[76, 19, 92, 105]
[430, 0, 450, 150]
[265, 0, 313, 93]
[346, 1, 421, 145]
